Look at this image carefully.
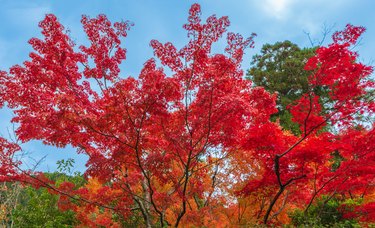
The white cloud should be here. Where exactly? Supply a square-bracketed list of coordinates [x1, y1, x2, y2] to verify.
[261, 0, 295, 20]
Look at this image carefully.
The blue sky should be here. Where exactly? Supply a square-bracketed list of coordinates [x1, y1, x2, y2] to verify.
[0, 0, 374, 172]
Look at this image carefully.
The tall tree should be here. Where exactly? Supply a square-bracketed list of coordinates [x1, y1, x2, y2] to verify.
[241, 24, 375, 225]
[0, 4, 266, 227]
[247, 41, 317, 134]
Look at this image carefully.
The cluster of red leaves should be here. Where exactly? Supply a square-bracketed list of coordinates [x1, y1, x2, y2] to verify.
[0, 137, 21, 182]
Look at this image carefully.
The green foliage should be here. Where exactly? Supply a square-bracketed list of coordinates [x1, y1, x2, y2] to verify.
[247, 41, 317, 135]
[270, 109, 300, 136]
[56, 158, 75, 174]
[12, 186, 77, 228]
[289, 196, 360, 227]
[11, 169, 85, 227]
[330, 150, 345, 171]
[53, 159, 86, 187]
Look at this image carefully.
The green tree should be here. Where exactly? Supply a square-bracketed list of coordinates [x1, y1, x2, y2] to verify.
[289, 196, 361, 227]
[247, 41, 317, 134]
[12, 186, 77, 228]
[12, 171, 85, 228]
